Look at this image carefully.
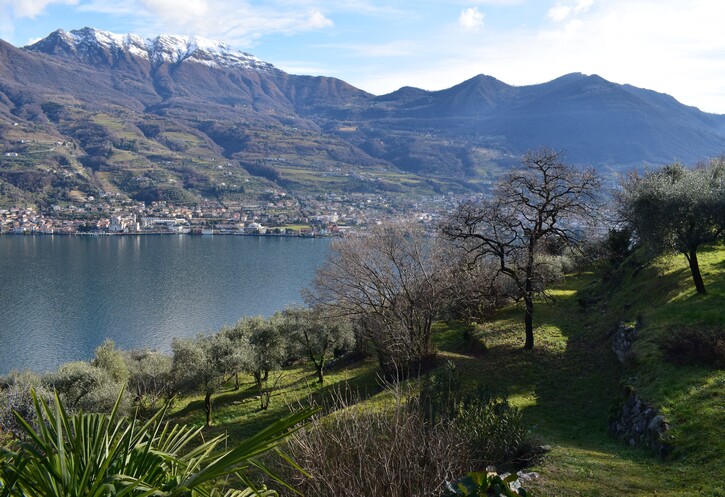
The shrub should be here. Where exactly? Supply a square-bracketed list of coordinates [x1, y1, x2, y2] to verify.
[0, 370, 52, 438]
[283, 365, 534, 496]
[660, 326, 725, 367]
[281, 386, 469, 497]
[420, 362, 532, 471]
[444, 471, 529, 497]
[0, 390, 312, 496]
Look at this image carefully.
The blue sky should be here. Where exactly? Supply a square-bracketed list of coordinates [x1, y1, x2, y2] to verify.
[2, 0, 725, 113]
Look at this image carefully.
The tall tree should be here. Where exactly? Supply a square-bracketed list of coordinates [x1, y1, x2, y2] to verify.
[308, 222, 454, 377]
[443, 148, 600, 349]
[620, 159, 725, 294]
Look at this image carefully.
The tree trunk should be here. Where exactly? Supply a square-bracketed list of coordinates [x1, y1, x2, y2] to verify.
[204, 392, 212, 427]
[686, 248, 707, 294]
[315, 363, 324, 384]
[524, 295, 534, 350]
[523, 269, 535, 349]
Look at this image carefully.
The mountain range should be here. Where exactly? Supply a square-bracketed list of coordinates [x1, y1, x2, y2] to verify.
[1, 27, 724, 207]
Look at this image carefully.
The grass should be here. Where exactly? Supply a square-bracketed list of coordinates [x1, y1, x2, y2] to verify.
[168, 359, 380, 441]
[162, 246, 725, 496]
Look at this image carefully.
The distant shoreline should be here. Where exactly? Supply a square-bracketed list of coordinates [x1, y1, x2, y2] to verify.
[0, 231, 333, 238]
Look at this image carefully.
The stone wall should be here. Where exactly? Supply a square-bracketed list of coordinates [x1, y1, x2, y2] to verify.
[609, 390, 671, 458]
[612, 320, 638, 363]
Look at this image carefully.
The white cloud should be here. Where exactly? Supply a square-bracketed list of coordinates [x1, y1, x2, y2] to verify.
[548, 0, 593, 22]
[307, 9, 333, 29]
[458, 6, 485, 29]
[352, 0, 725, 113]
[3, 0, 78, 18]
[140, 0, 208, 25]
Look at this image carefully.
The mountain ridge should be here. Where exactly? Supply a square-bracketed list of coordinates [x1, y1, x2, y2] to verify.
[1, 27, 725, 208]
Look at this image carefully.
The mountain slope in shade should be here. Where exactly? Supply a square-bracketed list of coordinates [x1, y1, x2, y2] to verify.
[2, 27, 725, 208]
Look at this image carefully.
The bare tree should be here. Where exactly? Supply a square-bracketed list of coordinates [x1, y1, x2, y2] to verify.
[443, 148, 600, 349]
[307, 223, 453, 377]
[620, 159, 725, 294]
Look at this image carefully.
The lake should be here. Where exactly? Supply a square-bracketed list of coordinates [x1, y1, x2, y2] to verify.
[0, 235, 331, 374]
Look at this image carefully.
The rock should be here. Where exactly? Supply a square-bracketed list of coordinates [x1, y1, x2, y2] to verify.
[648, 414, 665, 432]
[612, 321, 639, 363]
[517, 472, 540, 480]
[612, 390, 670, 458]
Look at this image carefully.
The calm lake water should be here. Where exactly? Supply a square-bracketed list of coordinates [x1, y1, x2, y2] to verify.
[0, 235, 331, 374]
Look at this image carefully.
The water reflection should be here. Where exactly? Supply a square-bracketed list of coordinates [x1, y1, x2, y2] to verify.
[0, 235, 330, 373]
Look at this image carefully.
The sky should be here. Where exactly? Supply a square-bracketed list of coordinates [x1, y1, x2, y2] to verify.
[2, 0, 725, 114]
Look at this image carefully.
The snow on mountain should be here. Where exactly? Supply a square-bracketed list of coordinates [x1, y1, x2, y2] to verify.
[27, 27, 275, 71]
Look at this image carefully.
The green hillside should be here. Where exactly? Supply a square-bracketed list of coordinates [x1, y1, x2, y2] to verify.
[2, 244, 721, 495]
[159, 246, 725, 496]
[459, 245, 725, 496]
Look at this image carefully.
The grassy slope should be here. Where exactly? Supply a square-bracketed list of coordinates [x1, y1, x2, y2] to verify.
[168, 246, 725, 496]
[445, 246, 725, 497]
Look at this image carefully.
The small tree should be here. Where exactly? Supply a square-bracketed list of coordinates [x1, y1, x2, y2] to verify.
[443, 148, 600, 349]
[92, 339, 130, 384]
[231, 316, 288, 410]
[0, 370, 51, 438]
[620, 160, 725, 294]
[46, 361, 131, 414]
[171, 333, 232, 426]
[283, 306, 353, 384]
[126, 349, 174, 412]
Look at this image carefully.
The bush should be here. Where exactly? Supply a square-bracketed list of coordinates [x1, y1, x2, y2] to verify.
[420, 362, 532, 471]
[660, 326, 725, 367]
[282, 364, 534, 496]
[281, 386, 469, 497]
[0, 370, 52, 438]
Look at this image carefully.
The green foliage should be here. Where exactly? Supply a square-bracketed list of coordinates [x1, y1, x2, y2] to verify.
[92, 340, 131, 384]
[282, 306, 354, 384]
[445, 471, 528, 497]
[125, 350, 174, 412]
[224, 316, 288, 410]
[420, 362, 531, 470]
[0, 370, 51, 438]
[171, 334, 234, 425]
[0, 389, 313, 496]
[46, 361, 131, 414]
[621, 160, 725, 292]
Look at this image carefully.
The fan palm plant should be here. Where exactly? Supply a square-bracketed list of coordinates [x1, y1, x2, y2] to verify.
[0, 389, 312, 496]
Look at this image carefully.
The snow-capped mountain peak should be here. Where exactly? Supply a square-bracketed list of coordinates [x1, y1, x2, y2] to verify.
[27, 27, 275, 71]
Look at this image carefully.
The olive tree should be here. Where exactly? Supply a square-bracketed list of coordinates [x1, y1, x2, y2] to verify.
[283, 306, 353, 384]
[46, 361, 131, 414]
[126, 349, 174, 412]
[171, 333, 233, 426]
[0, 370, 51, 438]
[308, 223, 454, 378]
[443, 148, 600, 349]
[91, 339, 130, 384]
[229, 316, 288, 410]
[620, 160, 725, 294]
